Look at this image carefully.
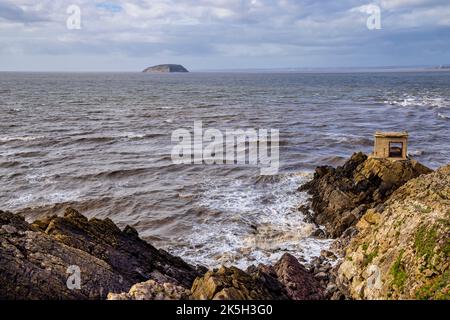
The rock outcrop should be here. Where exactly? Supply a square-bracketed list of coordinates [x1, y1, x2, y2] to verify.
[0, 208, 202, 300]
[300, 152, 432, 238]
[3, 152, 446, 301]
[190, 253, 323, 300]
[107, 280, 190, 300]
[1, 208, 323, 301]
[272, 253, 324, 300]
[191, 266, 281, 300]
[142, 64, 189, 73]
[337, 164, 450, 300]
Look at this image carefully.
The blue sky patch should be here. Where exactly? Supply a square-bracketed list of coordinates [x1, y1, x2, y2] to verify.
[96, 2, 122, 13]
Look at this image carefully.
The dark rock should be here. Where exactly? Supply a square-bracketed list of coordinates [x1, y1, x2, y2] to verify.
[331, 291, 346, 300]
[325, 283, 337, 295]
[123, 225, 139, 238]
[311, 228, 326, 239]
[300, 152, 432, 237]
[247, 264, 288, 299]
[320, 250, 337, 260]
[191, 266, 284, 300]
[298, 204, 314, 223]
[142, 64, 189, 73]
[273, 253, 324, 300]
[314, 272, 328, 281]
[0, 208, 202, 300]
[191, 254, 324, 300]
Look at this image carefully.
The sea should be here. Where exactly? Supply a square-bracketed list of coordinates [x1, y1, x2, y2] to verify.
[1, 71, 449, 269]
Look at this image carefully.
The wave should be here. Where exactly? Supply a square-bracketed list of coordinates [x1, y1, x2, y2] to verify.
[14, 196, 115, 222]
[70, 136, 116, 144]
[4, 189, 83, 212]
[14, 151, 48, 158]
[0, 135, 45, 143]
[319, 155, 347, 166]
[409, 149, 425, 156]
[144, 133, 165, 138]
[323, 133, 373, 146]
[59, 132, 152, 145]
[0, 161, 21, 168]
[72, 167, 150, 180]
[165, 173, 332, 269]
[384, 95, 448, 109]
[121, 132, 146, 140]
[437, 112, 449, 120]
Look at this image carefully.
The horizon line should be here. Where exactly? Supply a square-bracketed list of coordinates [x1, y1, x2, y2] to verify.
[1, 64, 450, 74]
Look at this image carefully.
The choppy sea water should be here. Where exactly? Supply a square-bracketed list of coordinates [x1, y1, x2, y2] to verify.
[1, 71, 449, 268]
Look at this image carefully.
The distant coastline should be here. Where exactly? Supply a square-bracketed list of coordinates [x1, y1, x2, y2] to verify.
[1, 65, 450, 74]
[192, 65, 450, 73]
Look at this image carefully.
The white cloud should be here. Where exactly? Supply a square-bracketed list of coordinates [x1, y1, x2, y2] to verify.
[0, 0, 449, 70]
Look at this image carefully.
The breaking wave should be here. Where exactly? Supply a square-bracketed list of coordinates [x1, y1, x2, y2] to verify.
[166, 173, 333, 269]
[384, 95, 448, 109]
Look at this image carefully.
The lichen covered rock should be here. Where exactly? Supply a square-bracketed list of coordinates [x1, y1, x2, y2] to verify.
[337, 165, 450, 300]
[107, 280, 190, 300]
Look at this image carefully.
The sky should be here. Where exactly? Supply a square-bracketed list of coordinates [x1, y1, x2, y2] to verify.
[0, 0, 449, 71]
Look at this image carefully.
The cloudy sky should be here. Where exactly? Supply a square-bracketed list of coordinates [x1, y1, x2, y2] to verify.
[0, 0, 449, 71]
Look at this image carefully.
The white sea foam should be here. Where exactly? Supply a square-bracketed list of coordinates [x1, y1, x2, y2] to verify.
[437, 112, 449, 120]
[122, 132, 145, 139]
[323, 132, 372, 146]
[384, 95, 448, 109]
[409, 149, 425, 156]
[168, 173, 333, 269]
[0, 135, 45, 142]
[4, 189, 81, 208]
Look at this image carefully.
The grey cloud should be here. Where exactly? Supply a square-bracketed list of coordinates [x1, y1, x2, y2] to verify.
[0, 0, 449, 70]
[0, 1, 48, 23]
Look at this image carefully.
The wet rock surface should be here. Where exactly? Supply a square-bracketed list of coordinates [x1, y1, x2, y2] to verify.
[0, 207, 202, 299]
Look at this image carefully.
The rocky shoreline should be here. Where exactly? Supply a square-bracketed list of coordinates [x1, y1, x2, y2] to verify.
[1, 152, 448, 300]
[0, 206, 324, 300]
[0, 207, 203, 299]
[301, 153, 448, 300]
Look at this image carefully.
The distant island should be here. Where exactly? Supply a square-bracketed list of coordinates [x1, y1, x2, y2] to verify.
[142, 64, 189, 73]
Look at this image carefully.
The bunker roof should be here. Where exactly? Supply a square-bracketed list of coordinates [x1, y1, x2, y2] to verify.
[374, 131, 408, 138]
